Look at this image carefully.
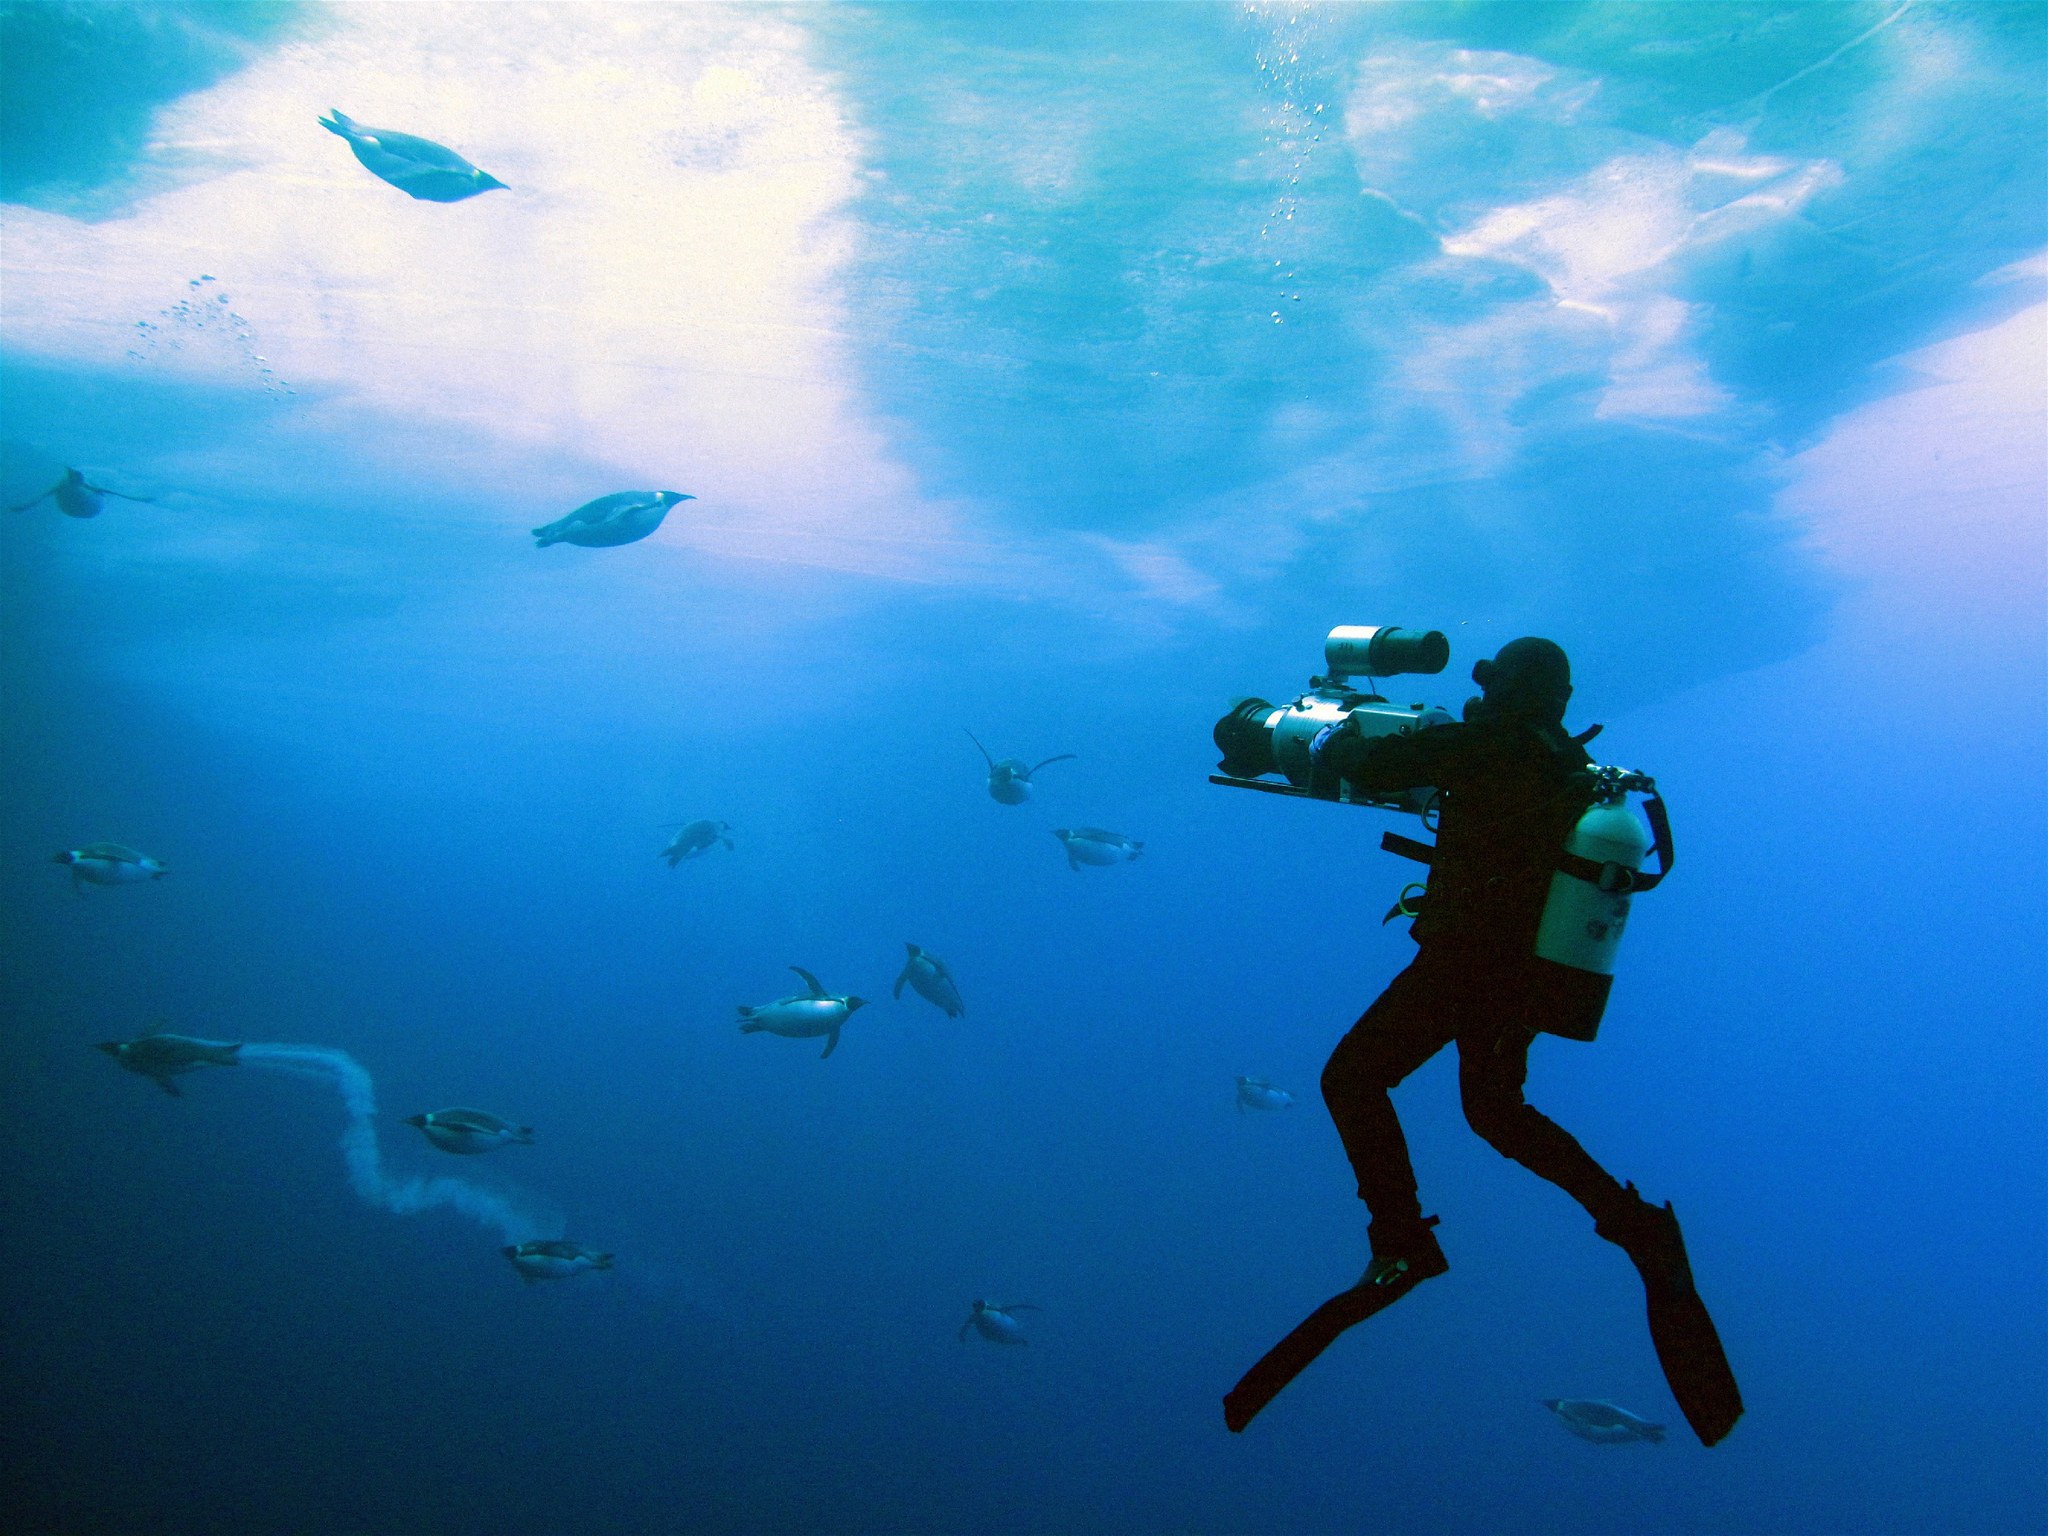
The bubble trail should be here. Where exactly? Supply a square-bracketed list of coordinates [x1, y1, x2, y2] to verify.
[241, 1044, 547, 1242]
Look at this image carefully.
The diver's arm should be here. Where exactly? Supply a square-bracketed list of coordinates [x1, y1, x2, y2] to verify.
[1321, 719, 1467, 796]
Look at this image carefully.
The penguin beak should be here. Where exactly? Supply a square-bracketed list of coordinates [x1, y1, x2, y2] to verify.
[477, 173, 508, 191]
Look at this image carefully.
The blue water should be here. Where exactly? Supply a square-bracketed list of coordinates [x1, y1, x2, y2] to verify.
[3, 4, 2044, 1532]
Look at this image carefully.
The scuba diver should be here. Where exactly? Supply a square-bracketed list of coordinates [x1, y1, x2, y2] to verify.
[1222, 637, 1742, 1446]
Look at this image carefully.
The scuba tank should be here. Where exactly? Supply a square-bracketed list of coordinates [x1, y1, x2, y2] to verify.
[1378, 765, 1673, 1042]
[1528, 767, 1672, 1041]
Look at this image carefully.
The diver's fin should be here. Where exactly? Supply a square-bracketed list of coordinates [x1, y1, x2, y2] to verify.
[820, 1027, 840, 1060]
[1636, 1217, 1744, 1446]
[790, 966, 826, 998]
[1647, 1277, 1742, 1444]
[1223, 1249, 1447, 1433]
[1596, 1194, 1743, 1446]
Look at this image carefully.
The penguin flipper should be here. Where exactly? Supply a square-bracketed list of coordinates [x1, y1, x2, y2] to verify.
[893, 970, 907, 1000]
[790, 966, 826, 998]
[79, 480, 156, 504]
[1028, 754, 1078, 776]
[819, 1027, 841, 1060]
[154, 1076, 182, 1097]
[958, 1321, 975, 1343]
[965, 730, 996, 769]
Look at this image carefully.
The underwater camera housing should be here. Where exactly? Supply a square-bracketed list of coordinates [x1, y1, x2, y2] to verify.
[1212, 626, 1452, 814]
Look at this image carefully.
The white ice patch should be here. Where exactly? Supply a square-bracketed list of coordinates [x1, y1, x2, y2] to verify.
[1439, 131, 1840, 424]
[0, 4, 970, 582]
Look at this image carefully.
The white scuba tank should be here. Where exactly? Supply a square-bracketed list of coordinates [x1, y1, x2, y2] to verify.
[1535, 798, 1653, 975]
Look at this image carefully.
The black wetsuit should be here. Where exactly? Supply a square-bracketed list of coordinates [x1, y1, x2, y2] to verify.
[1319, 710, 1635, 1255]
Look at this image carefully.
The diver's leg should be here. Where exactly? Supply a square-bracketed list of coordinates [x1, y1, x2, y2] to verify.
[1458, 1022, 1743, 1445]
[1455, 1022, 1632, 1220]
[1321, 956, 1456, 1254]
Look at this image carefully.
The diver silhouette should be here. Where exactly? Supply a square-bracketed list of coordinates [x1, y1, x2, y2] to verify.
[1223, 638, 1743, 1446]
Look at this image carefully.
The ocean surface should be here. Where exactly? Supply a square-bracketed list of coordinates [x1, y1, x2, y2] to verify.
[2, 4, 2043, 1533]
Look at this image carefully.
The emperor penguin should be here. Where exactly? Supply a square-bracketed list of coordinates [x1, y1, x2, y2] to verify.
[317, 111, 507, 201]
[737, 967, 867, 1058]
[94, 1025, 241, 1096]
[7, 466, 156, 518]
[893, 944, 965, 1018]
[1052, 827, 1142, 871]
[503, 1239, 614, 1284]
[1234, 1076, 1296, 1113]
[54, 844, 167, 889]
[959, 1299, 1042, 1345]
[967, 732, 1075, 805]
[405, 1108, 534, 1154]
[532, 490, 693, 548]
[1544, 1399, 1668, 1444]
[661, 820, 734, 866]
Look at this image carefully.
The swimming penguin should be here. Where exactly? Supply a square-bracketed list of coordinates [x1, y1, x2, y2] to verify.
[53, 844, 167, 889]
[967, 732, 1075, 805]
[1052, 827, 1143, 871]
[93, 1025, 241, 1096]
[6, 466, 156, 519]
[1235, 1076, 1296, 1113]
[502, 1239, 614, 1284]
[317, 110, 507, 202]
[405, 1108, 534, 1155]
[532, 490, 693, 548]
[893, 943, 965, 1018]
[660, 820, 734, 867]
[737, 967, 867, 1059]
[1544, 1399, 1668, 1444]
[958, 1299, 1042, 1345]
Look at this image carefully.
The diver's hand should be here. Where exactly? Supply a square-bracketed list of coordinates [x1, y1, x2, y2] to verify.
[1308, 718, 1355, 799]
